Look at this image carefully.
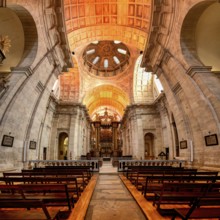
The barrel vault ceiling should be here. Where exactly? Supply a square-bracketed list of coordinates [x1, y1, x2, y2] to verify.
[61, 0, 152, 119]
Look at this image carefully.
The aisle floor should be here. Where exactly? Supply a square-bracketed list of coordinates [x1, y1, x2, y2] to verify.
[85, 174, 147, 220]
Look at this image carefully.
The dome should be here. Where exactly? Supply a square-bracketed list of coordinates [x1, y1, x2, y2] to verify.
[82, 40, 130, 77]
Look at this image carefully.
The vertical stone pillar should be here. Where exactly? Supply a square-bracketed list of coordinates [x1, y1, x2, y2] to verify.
[136, 115, 145, 159]
[112, 122, 119, 156]
[94, 121, 101, 156]
[130, 115, 137, 158]
[69, 114, 78, 160]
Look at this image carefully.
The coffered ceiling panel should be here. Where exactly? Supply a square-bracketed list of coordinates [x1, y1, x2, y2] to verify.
[64, 0, 151, 50]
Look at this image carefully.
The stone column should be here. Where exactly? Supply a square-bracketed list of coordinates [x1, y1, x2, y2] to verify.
[136, 115, 145, 159]
[130, 115, 137, 158]
[112, 122, 119, 156]
[68, 114, 78, 160]
[93, 121, 101, 157]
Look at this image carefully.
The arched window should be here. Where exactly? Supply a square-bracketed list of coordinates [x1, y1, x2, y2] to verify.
[93, 56, 100, 64]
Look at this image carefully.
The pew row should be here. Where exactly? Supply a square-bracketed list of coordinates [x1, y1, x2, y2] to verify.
[172, 182, 220, 219]
[0, 184, 72, 210]
[0, 176, 80, 203]
[0, 200, 59, 220]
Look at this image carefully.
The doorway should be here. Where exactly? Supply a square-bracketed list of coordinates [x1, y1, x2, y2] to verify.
[58, 132, 69, 160]
[144, 133, 154, 159]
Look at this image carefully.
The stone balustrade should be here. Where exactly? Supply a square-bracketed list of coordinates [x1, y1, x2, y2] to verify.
[118, 159, 186, 171]
[27, 160, 100, 171]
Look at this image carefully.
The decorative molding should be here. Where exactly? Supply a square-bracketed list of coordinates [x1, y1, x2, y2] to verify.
[172, 82, 182, 94]
[43, 0, 74, 71]
[36, 81, 45, 93]
[186, 66, 213, 78]
[10, 67, 33, 77]
[55, 102, 91, 122]
[141, 0, 175, 72]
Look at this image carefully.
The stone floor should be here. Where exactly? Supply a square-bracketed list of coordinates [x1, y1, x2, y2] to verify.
[99, 160, 118, 174]
[85, 174, 147, 220]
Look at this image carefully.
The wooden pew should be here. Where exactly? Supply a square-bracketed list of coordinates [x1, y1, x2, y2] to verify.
[0, 199, 59, 220]
[171, 182, 220, 219]
[23, 166, 92, 178]
[124, 165, 178, 176]
[153, 182, 213, 215]
[0, 184, 72, 210]
[0, 176, 80, 203]
[4, 170, 89, 191]
[129, 169, 200, 189]
[142, 175, 219, 201]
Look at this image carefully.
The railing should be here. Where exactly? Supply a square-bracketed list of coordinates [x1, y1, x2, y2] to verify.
[27, 160, 100, 171]
[118, 159, 186, 171]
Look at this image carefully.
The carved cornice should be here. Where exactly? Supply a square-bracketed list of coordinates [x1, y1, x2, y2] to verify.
[141, 0, 175, 72]
[43, 0, 73, 72]
[121, 103, 159, 124]
[11, 67, 33, 77]
[186, 66, 213, 78]
[55, 101, 91, 122]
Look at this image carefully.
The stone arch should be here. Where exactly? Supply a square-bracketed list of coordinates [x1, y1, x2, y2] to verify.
[58, 132, 69, 160]
[83, 84, 130, 118]
[180, 1, 220, 70]
[0, 4, 38, 72]
[144, 132, 154, 159]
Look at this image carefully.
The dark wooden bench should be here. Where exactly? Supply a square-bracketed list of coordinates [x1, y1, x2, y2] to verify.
[153, 182, 213, 215]
[4, 170, 90, 190]
[142, 175, 219, 201]
[123, 165, 179, 176]
[0, 176, 80, 203]
[0, 199, 59, 220]
[23, 166, 92, 178]
[0, 183, 72, 210]
[172, 182, 220, 219]
[129, 169, 200, 189]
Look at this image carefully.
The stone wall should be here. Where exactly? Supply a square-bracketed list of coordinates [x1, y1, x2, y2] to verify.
[0, 0, 72, 170]
[142, 0, 220, 168]
[50, 103, 91, 160]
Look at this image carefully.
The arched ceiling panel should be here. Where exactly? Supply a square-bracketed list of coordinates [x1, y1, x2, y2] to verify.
[83, 85, 130, 117]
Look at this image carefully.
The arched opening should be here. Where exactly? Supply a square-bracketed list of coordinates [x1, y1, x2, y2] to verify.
[144, 133, 154, 159]
[133, 55, 164, 103]
[0, 7, 24, 72]
[58, 132, 69, 160]
[0, 5, 38, 72]
[181, 2, 220, 71]
[195, 2, 220, 71]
